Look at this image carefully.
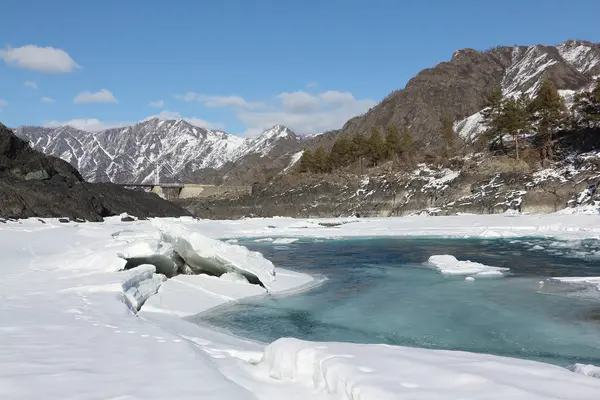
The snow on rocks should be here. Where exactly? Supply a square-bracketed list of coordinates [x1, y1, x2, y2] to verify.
[427, 255, 510, 277]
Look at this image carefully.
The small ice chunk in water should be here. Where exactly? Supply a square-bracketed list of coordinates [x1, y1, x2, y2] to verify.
[427, 255, 509, 277]
[465, 277, 475, 282]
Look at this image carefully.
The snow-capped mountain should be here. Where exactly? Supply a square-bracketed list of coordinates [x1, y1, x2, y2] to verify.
[15, 119, 302, 184]
[337, 40, 600, 147]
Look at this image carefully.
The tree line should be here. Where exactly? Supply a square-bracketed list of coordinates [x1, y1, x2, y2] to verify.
[481, 77, 600, 164]
[298, 117, 457, 174]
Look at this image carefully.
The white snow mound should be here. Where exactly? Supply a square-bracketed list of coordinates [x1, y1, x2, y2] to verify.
[258, 338, 600, 400]
[428, 255, 510, 277]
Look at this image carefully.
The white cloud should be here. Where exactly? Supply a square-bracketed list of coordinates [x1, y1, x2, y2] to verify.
[320, 90, 356, 106]
[41, 97, 55, 103]
[149, 100, 164, 108]
[0, 45, 80, 73]
[178, 92, 265, 109]
[277, 91, 321, 112]
[24, 80, 38, 89]
[0, 99, 8, 108]
[237, 90, 376, 135]
[73, 89, 118, 104]
[44, 118, 132, 132]
[177, 89, 375, 135]
[147, 110, 225, 130]
[307, 82, 319, 89]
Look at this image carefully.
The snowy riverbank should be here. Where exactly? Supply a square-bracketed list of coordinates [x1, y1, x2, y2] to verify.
[2, 215, 600, 399]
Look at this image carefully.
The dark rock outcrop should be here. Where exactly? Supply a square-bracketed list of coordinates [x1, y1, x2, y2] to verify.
[0, 123, 190, 221]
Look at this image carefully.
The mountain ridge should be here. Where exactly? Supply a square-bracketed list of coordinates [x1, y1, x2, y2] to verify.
[16, 119, 305, 184]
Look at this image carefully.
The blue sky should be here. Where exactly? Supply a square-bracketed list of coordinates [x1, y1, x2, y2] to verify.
[1, 0, 599, 136]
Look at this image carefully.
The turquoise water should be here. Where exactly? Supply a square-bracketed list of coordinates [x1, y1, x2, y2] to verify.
[194, 237, 600, 367]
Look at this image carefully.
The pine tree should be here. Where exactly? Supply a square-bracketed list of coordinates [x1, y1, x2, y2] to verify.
[350, 132, 368, 172]
[531, 77, 567, 164]
[384, 124, 401, 163]
[367, 127, 385, 166]
[312, 146, 330, 173]
[441, 115, 456, 158]
[571, 79, 600, 128]
[499, 95, 530, 161]
[329, 135, 352, 169]
[481, 86, 505, 150]
[298, 149, 314, 173]
[399, 127, 415, 163]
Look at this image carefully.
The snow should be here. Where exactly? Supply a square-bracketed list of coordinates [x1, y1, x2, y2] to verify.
[427, 254, 510, 277]
[273, 237, 299, 244]
[259, 338, 600, 400]
[454, 110, 486, 140]
[568, 364, 600, 379]
[282, 150, 304, 174]
[3, 215, 600, 399]
[189, 213, 600, 242]
[557, 41, 600, 74]
[421, 169, 460, 192]
[503, 47, 558, 97]
[552, 276, 600, 291]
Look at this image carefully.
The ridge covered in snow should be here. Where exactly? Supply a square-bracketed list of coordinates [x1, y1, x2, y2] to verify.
[15, 119, 300, 184]
[455, 40, 600, 139]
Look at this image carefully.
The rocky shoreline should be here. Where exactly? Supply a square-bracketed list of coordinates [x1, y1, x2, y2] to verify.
[178, 152, 600, 219]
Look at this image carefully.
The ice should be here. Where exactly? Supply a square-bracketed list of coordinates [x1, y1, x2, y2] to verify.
[272, 238, 299, 244]
[258, 338, 600, 400]
[255, 237, 275, 242]
[3, 216, 600, 399]
[568, 363, 600, 378]
[152, 219, 276, 289]
[427, 255, 510, 277]
[552, 276, 600, 291]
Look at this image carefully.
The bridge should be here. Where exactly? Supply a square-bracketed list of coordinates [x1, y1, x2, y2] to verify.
[90, 166, 251, 200]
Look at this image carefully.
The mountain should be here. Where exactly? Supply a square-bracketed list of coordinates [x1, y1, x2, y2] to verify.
[0, 122, 190, 221]
[328, 40, 600, 148]
[15, 120, 305, 184]
[15, 40, 600, 187]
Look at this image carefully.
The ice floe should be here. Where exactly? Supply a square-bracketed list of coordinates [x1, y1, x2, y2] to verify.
[427, 255, 510, 277]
